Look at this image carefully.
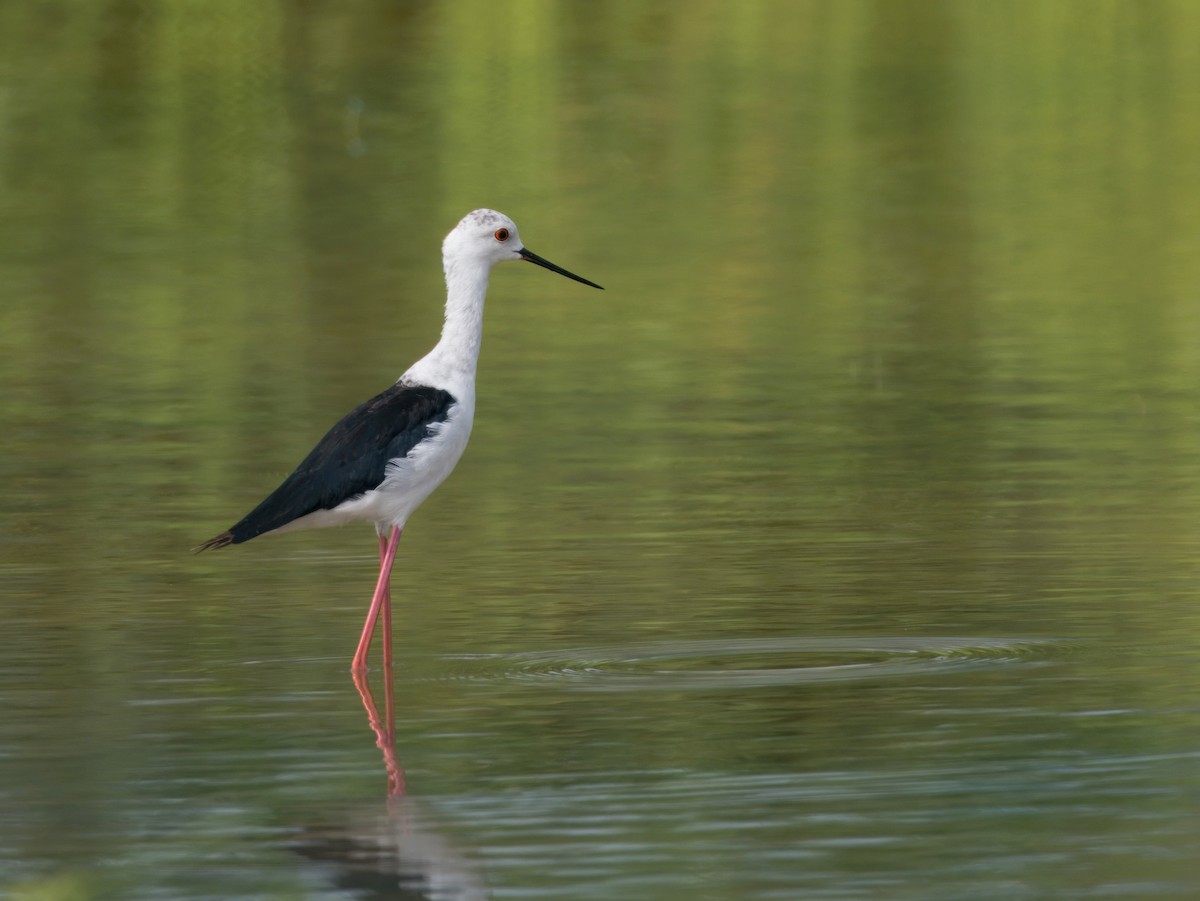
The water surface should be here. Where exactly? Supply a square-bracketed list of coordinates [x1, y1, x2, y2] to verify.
[2, 2, 1199, 899]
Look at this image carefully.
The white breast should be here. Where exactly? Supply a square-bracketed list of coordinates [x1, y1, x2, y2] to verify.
[371, 397, 475, 530]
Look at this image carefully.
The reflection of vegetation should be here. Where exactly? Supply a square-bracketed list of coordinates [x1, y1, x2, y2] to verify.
[9, 873, 95, 901]
[1, 2, 1199, 895]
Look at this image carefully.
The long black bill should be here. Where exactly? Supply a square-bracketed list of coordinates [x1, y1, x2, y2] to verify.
[519, 247, 604, 290]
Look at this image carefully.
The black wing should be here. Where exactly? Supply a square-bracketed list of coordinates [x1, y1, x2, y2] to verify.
[200, 383, 456, 549]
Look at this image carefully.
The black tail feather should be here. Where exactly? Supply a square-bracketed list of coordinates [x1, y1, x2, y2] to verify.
[194, 530, 235, 553]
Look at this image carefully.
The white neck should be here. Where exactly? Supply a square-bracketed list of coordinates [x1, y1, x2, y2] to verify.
[402, 255, 490, 393]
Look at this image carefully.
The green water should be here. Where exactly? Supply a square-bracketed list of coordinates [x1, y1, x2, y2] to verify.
[2, 2, 1199, 899]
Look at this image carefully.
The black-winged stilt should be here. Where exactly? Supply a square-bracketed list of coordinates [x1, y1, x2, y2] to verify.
[198, 209, 602, 671]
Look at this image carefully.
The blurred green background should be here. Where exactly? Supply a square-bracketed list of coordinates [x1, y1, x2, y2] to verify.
[1, 2, 1198, 899]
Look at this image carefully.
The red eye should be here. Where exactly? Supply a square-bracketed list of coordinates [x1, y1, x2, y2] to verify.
[494, 228, 510, 242]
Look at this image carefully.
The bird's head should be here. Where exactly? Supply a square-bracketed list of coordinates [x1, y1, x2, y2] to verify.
[443, 209, 603, 289]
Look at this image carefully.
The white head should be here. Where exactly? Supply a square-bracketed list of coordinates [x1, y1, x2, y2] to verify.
[442, 209, 603, 289]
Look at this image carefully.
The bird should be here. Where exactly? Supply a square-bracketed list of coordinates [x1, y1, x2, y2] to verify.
[198, 209, 602, 672]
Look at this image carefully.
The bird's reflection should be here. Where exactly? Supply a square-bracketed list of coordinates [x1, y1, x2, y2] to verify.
[352, 665, 405, 803]
[292, 669, 486, 900]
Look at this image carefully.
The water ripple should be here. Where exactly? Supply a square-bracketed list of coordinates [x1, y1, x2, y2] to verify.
[443, 637, 1061, 691]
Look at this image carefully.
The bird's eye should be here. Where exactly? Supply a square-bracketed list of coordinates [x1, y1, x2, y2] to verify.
[494, 228, 510, 242]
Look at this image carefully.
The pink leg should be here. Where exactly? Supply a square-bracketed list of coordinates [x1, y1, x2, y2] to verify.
[351, 526, 402, 671]
[379, 534, 394, 670]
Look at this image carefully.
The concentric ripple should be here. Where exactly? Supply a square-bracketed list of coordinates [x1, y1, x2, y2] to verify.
[443, 637, 1061, 691]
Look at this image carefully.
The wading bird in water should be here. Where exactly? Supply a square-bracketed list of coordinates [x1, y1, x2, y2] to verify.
[198, 210, 602, 671]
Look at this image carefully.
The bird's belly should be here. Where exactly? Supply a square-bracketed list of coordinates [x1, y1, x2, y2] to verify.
[370, 409, 473, 529]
